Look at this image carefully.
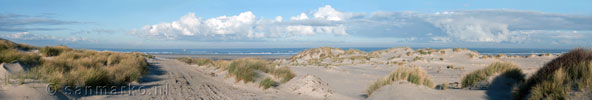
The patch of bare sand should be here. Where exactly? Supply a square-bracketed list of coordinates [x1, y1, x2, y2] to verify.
[283, 74, 333, 99]
[368, 81, 485, 100]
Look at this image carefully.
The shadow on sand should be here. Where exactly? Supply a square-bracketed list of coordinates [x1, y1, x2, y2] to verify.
[484, 73, 522, 100]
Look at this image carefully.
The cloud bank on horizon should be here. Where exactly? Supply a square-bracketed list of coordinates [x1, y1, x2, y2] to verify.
[1, 4, 591, 48]
[130, 5, 592, 46]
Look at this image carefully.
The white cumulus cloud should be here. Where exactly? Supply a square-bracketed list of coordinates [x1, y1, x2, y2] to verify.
[131, 6, 351, 41]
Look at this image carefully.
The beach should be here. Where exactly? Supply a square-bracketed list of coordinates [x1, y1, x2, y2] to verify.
[2, 46, 568, 100]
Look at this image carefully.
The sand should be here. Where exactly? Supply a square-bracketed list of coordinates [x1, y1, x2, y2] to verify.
[153, 54, 292, 60]
[0, 47, 558, 100]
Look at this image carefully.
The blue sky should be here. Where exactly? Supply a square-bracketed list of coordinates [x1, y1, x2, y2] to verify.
[1, 0, 591, 49]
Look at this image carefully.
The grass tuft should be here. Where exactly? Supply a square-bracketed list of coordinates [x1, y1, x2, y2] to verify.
[366, 66, 434, 96]
[514, 48, 592, 100]
[32, 50, 148, 87]
[39, 46, 72, 57]
[259, 77, 277, 89]
[178, 57, 213, 66]
[461, 62, 524, 88]
[0, 49, 41, 66]
[227, 58, 295, 84]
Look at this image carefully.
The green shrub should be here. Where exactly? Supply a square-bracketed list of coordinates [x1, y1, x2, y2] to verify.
[461, 62, 523, 88]
[514, 48, 592, 100]
[259, 77, 277, 89]
[367, 66, 434, 96]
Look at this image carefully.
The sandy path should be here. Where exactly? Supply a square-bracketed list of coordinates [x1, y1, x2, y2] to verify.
[75, 58, 258, 100]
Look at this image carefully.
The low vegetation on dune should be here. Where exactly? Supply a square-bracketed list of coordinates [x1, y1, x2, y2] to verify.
[33, 48, 149, 87]
[178, 57, 213, 66]
[0, 38, 37, 51]
[0, 39, 41, 66]
[289, 47, 382, 66]
[39, 46, 72, 57]
[259, 77, 277, 90]
[0, 49, 41, 66]
[1, 38, 149, 89]
[461, 62, 524, 89]
[227, 58, 295, 83]
[453, 48, 467, 52]
[212, 60, 232, 70]
[179, 57, 296, 88]
[514, 48, 592, 100]
[367, 66, 434, 96]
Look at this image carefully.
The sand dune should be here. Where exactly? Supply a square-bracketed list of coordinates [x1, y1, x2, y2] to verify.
[0, 47, 561, 100]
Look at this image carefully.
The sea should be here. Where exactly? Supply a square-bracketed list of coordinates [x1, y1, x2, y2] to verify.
[88, 47, 570, 56]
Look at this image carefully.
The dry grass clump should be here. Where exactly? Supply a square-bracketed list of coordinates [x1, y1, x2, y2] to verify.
[417, 49, 432, 55]
[39, 46, 72, 57]
[0, 49, 41, 66]
[387, 55, 401, 60]
[412, 56, 424, 61]
[468, 53, 478, 58]
[461, 62, 523, 88]
[453, 48, 466, 52]
[344, 48, 365, 55]
[212, 60, 232, 70]
[32, 50, 148, 87]
[0, 38, 37, 51]
[178, 57, 213, 66]
[227, 58, 295, 84]
[366, 66, 434, 96]
[386, 61, 405, 66]
[259, 77, 277, 90]
[0, 39, 148, 89]
[514, 48, 592, 100]
[496, 54, 506, 58]
[461, 62, 524, 88]
[272, 67, 296, 83]
[290, 47, 381, 66]
[0, 39, 41, 66]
